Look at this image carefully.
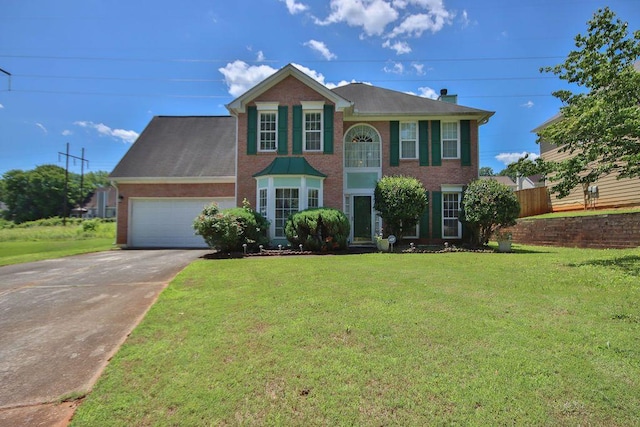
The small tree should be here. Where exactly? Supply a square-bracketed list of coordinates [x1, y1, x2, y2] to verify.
[193, 200, 269, 253]
[373, 175, 427, 239]
[461, 179, 520, 246]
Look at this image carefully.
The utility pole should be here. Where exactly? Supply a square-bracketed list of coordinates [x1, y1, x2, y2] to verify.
[58, 143, 89, 225]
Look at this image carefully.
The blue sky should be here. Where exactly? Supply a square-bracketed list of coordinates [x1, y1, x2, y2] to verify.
[1, 0, 638, 177]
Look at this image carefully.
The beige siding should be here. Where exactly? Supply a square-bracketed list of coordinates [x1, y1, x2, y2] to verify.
[541, 145, 640, 211]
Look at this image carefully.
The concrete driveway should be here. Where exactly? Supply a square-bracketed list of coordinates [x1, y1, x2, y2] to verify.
[0, 249, 209, 426]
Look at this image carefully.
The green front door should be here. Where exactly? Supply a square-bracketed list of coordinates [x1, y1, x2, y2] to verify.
[353, 195, 372, 243]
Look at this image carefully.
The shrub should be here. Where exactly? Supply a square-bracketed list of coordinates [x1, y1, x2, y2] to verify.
[285, 208, 350, 251]
[193, 201, 269, 253]
[81, 219, 99, 232]
[374, 176, 428, 239]
[460, 179, 520, 246]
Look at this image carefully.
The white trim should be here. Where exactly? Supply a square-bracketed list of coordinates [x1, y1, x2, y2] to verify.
[441, 185, 463, 192]
[256, 102, 279, 111]
[300, 101, 325, 110]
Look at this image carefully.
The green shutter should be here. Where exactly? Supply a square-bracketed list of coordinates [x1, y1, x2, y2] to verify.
[432, 191, 442, 239]
[277, 106, 288, 155]
[461, 120, 471, 166]
[292, 105, 303, 154]
[323, 104, 334, 154]
[247, 106, 257, 155]
[419, 120, 429, 166]
[419, 191, 430, 238]
[431, 120, 441, 166]
[390, 121, 400, 166]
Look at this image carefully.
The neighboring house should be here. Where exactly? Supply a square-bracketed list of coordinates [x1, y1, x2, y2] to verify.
[110, 64, 494, 248]
[83, 186, 117, 218]
[533, 113, 640, 212]
[479, 175, 517, 191]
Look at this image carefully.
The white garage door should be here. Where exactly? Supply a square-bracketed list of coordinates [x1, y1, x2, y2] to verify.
[129, 198, 235, 248]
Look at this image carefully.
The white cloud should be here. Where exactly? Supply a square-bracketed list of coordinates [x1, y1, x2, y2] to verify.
[412, 63, 425, 75]
[459, 9, 474, 28]
[382, 39, 412, 54]
[218, 61, 279, 97]
[383, 61, 404, 74]
[304, 40, 337, 60]
[495, 152, 540, 165]
[35, 123, 48, 134]
[0, 103, 4, 109]
[521, 100, 534, 108]
[74, 121, 139, 144]
[387, 11, 452, 39]
[62, 130, 73, 136]
[256, 50, 266, 62]
[417, 86, 438, 99]
[314, 0, 399, 36]
[281, 0, 308, 14]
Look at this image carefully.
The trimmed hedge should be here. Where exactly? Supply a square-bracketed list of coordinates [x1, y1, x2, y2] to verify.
[285, 208, 350, 251]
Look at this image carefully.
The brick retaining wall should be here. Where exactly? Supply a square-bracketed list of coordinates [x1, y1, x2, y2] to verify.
[504, 212, 640, 249]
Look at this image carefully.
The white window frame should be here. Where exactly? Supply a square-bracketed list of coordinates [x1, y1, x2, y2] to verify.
[441, 186, 462, 239]
[400, 122, 418, 159]
[256, 176, 325, 240]
[302, 101, 324, 152]
[274, 188, 299, 238]
[441, 121, 460, 159]
[307, 188, 319, 209]
[401, 221, 419, 239]
[344, 124, 382, 168]
[256, 102, 278, 152]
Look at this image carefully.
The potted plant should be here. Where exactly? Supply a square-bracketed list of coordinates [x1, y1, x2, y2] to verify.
[375, 231, 390, 252]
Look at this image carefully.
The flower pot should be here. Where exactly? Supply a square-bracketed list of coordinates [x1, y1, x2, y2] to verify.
[376, 238, 390, 252]
[497, 240, 512, 253]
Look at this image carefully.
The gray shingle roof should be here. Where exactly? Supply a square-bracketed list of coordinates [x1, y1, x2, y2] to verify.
[331, 83, 493, 119]
[110, 116, 235, 179]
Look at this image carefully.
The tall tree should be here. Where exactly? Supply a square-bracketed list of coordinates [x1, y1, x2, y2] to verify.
[498, 156, 549, 181]
[537, 7, 640, 207]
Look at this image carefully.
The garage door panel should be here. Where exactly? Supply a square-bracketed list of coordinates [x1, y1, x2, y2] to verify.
[130, 198, 234, 248]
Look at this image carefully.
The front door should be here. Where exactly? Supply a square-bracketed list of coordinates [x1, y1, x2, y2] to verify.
[353, 195, 372, 243]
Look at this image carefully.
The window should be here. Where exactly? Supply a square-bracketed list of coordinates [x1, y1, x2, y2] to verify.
[258, 188, 268, 217]
[304, 111, 322, 151]
[442, 192, 461, 238]
[344, 124, 381, 168]
[401, 221, 418, 238]
[308, 188, 319, 209]
[275, 188, 299, 237]
[400, 122, 417, 159]
[259, 112, 277, 151]
[442, 122, 459, 159]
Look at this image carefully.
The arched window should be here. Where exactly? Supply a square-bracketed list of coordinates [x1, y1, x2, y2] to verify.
[344, 124, 381, 168]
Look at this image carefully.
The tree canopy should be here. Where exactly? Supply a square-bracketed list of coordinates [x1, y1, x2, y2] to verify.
[537, 7, 640, 205]
[1, 166, 110, 223]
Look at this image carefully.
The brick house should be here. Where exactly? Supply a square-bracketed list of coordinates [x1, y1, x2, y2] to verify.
[110, 64, 494, 248]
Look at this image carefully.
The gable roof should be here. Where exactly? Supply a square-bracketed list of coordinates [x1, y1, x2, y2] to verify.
[332, 83, 494, 123]
[253, 157, 326, 178]
[110, 116, 235, 181]
[226, 64, 352, 114]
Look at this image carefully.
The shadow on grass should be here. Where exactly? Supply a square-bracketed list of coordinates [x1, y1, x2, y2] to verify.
[568, 255, 640, 277]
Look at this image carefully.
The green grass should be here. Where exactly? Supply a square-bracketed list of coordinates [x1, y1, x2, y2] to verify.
[72, 246, 640, 426]
[0, 222, 116, 266]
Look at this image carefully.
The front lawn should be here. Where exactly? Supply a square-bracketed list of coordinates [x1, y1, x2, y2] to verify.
[0, 221, 116, 266]
[72, 246, 640, 426]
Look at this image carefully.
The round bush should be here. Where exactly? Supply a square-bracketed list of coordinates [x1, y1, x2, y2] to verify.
[374, 175, 428, 239]
[285, 208, 350, 251]
[460, 179, 520, 246]
[193, 202, 269, 253]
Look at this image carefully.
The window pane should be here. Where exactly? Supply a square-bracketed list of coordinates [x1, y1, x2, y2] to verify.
[308, 188, 319, 208]
[401, 140, 416, 158]
[259, 112, 277, 151]
[344, 125, 381, 168]
[275, 188, 299, 237]
[442, 193, 460, 238]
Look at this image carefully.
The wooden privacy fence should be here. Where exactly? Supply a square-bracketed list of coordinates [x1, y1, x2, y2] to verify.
[516, 187, 551, 218]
